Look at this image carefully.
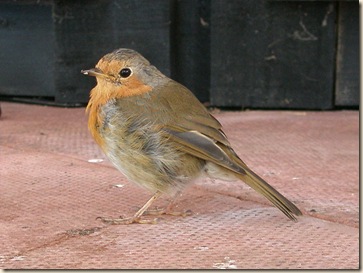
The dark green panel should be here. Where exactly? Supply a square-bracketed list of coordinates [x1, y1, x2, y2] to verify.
[335, 1, 359, 107]
[109, 0, 173, 77]
[53, 0, 173, 105]
[210, 0, 336, 109]
[0, 3, 55, 97]
[173, 0, 211, 102]
[52, 0, 115, 104]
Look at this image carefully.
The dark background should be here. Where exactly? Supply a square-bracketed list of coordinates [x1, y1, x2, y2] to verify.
[0, 0, 359, 109]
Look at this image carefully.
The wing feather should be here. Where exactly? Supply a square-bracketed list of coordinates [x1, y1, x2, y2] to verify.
[163, 128, 246, 175]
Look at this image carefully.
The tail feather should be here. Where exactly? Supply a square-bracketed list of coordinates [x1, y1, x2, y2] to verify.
[236, 168, 302, 221]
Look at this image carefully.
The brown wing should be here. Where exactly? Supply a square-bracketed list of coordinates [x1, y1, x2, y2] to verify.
[155, 81, 302, 220]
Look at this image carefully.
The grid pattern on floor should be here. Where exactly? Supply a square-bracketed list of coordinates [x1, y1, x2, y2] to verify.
[0, 102, 359, 269]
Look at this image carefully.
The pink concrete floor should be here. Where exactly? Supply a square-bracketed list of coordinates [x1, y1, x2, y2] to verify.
[0, 102, 359, 269]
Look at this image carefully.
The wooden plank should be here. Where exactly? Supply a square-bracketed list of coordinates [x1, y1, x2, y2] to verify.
[108, 0, 173, 77]
[210, 0, 336, 109]
[172, 0, 211, 102]
[335, 1, 359, 107]
[0, 3, 55, 97]
[53, 0, 172, 105]
[52, 0, 112, 105]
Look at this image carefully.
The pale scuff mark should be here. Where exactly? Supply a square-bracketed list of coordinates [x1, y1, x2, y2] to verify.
[265, 54, 277, 61]
[292, 20, 318, 41]
[213, 257, 238, 269]
[200, 17, 209, 27]
[194, 246, 209, 251]
[88, 158, 104, 163]
[322, 4, 334, 27]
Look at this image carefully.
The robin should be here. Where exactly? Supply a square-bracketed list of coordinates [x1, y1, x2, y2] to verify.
[82, 48, 302, 224]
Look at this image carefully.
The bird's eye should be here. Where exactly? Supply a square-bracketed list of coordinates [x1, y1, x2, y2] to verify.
[119, 68, 132, 78]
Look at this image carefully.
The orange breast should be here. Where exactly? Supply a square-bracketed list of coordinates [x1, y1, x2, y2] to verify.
[85, 74, 152, 150]
[86, 89, 106, 148]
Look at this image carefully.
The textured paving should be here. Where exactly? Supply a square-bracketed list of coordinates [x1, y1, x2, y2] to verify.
[0, 102, 359, 269]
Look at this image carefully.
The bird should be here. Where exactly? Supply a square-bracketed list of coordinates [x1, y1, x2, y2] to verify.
[82, 48, 302, 224]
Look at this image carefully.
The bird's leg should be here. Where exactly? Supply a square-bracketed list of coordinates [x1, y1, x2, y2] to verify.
[143, 191, 193, 217]
[98, 191, 162, 224]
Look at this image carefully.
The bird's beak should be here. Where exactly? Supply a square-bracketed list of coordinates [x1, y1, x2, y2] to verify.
[81, 68, 108, 79]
